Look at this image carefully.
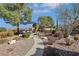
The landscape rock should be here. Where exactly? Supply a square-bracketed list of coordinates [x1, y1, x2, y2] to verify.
[8, 40, 16, 45]
[65, 35, 75, 45]
[19, 34, 23, 37]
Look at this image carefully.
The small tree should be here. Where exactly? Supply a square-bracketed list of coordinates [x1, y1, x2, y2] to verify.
[38, 16, 54, 35]
[38, 16, 54, 28]
[32, 23, 38, 32]
[32, 23, 37, 29]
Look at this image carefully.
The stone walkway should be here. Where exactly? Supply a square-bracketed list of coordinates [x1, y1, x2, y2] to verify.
[26, 34, 44, 56]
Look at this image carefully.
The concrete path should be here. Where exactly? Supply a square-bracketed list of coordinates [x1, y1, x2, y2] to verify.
[25, 34, 44, 56]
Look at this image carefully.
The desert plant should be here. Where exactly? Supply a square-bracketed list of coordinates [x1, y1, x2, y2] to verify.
[13, 37, 21, 41]
[0, 29, 14, 38]
[65, 38, 71, 45]
[0, 32, 8, 38]
[64, 32, 68, 38]
[57, 4, 79, 38]
[58, 31, 64, 39]
[0, 28, 7, 32]
[0, 38, 8, 44]
[65, 35, 74, 46]
[52, 30, 56, 34]
[7, 30, 14, 36]
[23, 32, 30, 38]
[74, 34, 79, 40]
[12, 29, 17, 35]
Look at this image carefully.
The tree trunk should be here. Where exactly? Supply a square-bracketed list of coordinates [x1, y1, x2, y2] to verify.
[56, 19, 58, 31]
[17, 23, 20, 35]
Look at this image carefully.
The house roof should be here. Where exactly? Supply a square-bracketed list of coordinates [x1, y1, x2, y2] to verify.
[43, 27, 55, 30]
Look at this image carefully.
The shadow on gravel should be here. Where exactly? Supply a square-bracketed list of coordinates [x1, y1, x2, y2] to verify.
[31, 48, 44, 56]
[58, 43, 69, 46]
[43, 46, 79, 56]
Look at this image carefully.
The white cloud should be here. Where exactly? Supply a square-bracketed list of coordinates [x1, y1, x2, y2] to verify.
[33, 9, 49, 13]
[43, 3, 61, 9]
[32, 3, 61, 13]
[33, 3, 60, 8]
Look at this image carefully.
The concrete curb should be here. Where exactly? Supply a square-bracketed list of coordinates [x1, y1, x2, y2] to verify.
[25, 34, 44, 56]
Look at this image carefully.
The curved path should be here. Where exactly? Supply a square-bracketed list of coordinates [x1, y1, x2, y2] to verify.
[25, 33, 44, 56]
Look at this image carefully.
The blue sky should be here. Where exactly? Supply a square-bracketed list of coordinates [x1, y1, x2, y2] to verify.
[0, 3, 71, 28]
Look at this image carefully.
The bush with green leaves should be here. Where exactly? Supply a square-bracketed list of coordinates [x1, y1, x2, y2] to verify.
[23, 32, 30, 38]
[13, 37, 21, 41]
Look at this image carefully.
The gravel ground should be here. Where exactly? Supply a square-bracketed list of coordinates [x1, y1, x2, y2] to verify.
[43, 36, 79, 56]
[0, 36, 34, 56]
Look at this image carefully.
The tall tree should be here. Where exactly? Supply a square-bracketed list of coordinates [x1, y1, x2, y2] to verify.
[57, 3, 79, 36]
[0, 3, 32, 34]
[38, 16, 54, 29]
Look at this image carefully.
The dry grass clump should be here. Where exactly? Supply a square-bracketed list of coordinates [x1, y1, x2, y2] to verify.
[0, 32, 8, 38]
[74, 34, 79, 41]
[13, 37, 21, 41]
[0, 28, 7, 32]
[0, 38, 8, 44]
[7, 30, 14, 36]
[0, 30, 14, 38]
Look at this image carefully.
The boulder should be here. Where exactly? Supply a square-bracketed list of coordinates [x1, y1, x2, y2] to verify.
[8, 40, 16, 45]
[41, 36, 47, 39]
[42, 37, 48, 43]
[68, 35, 74, 42]
[65, 35, 74, 45]
[19, 34, 23, 37]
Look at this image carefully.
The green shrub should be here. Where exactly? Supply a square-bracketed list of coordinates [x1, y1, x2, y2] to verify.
[7, 30, 14, 36]
[74, 34, 79, 40]
[23, 32, 30, 38]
